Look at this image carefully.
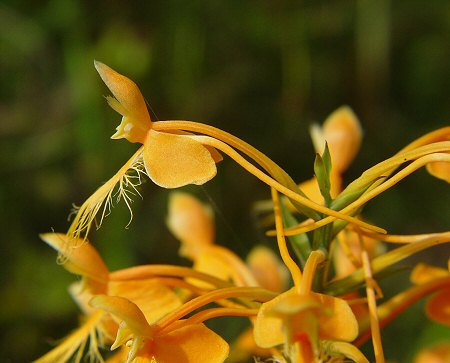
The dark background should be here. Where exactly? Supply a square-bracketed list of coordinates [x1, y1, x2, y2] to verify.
[1, 1, 449, 362]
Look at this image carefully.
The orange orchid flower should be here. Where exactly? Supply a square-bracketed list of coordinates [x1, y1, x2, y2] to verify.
[35, 233, 182, 363]
[87, 279, 276, 363]
[95, 61, 221, 189]
[66, 62, 385, 249]
[36, 233, 274, 362]
[90, 295, 229, 363]
[253, 251, 366, 363]
[251, 188, 368, 363]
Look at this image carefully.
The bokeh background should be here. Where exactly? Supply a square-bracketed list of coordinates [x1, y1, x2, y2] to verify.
[1, 1, 449, 362]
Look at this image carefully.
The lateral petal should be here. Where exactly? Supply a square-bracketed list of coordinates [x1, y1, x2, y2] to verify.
[108, 279, 182, 324]
[315, 293, 359, 342]
[154, 323, 229, 363]
[253, 289, 296, 348]
[166, 192, 215, 258]
[426, 161, 450, 183]
[191, 250, 234, 288]
[143, 130, 217, 188]
[90, 295, 152, 337]
[40, 233, 109, 283]
[247, 245, 288, 293]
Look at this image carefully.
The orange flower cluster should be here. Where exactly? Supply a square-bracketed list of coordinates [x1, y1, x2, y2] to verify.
[35, 63, 450, 363]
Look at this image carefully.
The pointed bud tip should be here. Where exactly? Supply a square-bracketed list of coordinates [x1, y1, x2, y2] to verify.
[93, 60, 114, 81]
[93, 60, 105, 72]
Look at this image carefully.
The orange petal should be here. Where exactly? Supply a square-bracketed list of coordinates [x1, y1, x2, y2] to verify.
[190, 246, 258, 287]
[108, 279, 182, 324]
[90, 295, 151, 336]
[329, 171, 344, 198]
[265, 294, 321, 355]
[247, 246, 288, 292]
[298, 173, 343, 205]
[311, 106, 362, 173]
[94, 61, 150, 123]
[426, 161, 450, 183]
[165, 129, 223, 163]
[143, 130, 217, 188]
[94, 61, 151, 143]
[426, 289, 450, 326]
[40, 233, 109, 283]
[166, 192, 215, 258]
[323, 106, 362, 173]
[254, 288, 358, 348]
[253, 289, 299, 348]
[153, 323, 229, 363]
[314, 293, 359, 341]
[299, 177, 324, 204]
[190, 250, 234, 288]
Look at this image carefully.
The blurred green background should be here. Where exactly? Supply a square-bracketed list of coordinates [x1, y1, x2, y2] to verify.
[1, 1, 449, 362]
